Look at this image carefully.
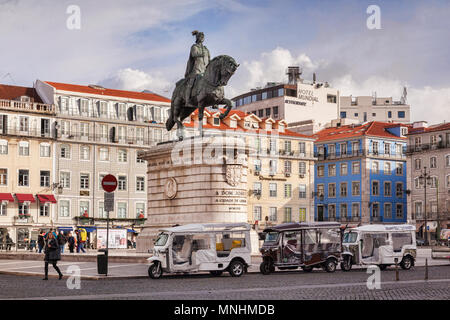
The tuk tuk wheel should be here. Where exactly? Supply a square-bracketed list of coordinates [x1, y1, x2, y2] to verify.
[259, 261, 273, 275]
[340, 256, 352, 271]
[400, 256, 413, 270]
[379, 264, 388, 271]
[229, 260, 245, 277]
[148, 262, 163, 279]
[324, 259, 337, 273]
[210, 270, 223, 277]
[302, 266, 313, 272]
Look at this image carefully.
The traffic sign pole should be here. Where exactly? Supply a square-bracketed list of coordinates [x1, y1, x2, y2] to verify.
[100, 175, 117, 277]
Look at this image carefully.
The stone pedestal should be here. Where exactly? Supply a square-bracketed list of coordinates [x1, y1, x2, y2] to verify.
[136, 135, 252, 252]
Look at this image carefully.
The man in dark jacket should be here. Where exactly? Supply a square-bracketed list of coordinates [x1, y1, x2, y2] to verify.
[57, 231, 67, 253]
[38, 232, 45, 253]
[43, 232, 63, 280]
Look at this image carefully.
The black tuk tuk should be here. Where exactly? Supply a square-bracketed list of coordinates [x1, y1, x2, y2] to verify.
[259, 222, 342, 274]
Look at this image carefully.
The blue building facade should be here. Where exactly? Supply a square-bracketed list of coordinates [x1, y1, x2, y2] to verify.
[313, 122, 408, 225]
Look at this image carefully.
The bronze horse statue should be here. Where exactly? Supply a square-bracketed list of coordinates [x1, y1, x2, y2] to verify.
[166, 55, 239, 140]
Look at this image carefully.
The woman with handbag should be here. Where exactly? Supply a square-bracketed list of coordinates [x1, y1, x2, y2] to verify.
[43, 232, 63, 280]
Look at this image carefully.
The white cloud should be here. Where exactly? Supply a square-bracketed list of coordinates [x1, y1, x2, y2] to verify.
[100, 68, 173, 98]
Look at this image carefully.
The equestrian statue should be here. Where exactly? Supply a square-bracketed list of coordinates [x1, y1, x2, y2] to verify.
[166, 30, 239, 140]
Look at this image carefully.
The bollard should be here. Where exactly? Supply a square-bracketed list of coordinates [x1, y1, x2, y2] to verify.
[425, 258, 428, 280]
[395, 258, 399, 281]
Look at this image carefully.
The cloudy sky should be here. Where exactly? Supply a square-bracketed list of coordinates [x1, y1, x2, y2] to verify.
[0, 0, 449, 123]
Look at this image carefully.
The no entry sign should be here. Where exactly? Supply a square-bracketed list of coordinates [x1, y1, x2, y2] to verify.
[102, 174, 117, 193]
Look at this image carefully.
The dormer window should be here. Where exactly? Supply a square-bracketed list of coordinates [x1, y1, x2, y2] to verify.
[401, 127, 408, 136]
[244, 121, 251, 129]
[252, 122, 259, 129]
[279, 124, 285, 133]
[266, 123, 272, 131]
[20, 96, 31, 103]
[213, 117, 220, 126]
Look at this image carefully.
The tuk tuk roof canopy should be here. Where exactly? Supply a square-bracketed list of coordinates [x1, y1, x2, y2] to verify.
[263, 222, 341, 233]
[160, 223, 250, 233]
[350, 224, 415, 232]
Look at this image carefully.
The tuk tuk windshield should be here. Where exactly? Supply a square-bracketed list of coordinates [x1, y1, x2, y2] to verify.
[154, 233, 169, 247]
[343, 232, 358, 243]
[264, 232, 279, 243]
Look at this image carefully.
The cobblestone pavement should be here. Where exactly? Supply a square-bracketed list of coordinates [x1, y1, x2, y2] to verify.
[0, 265, 448, 300]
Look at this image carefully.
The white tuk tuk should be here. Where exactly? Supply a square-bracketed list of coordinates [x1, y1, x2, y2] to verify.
[341, 224, 417, 271]
[147, 223, 251, 279]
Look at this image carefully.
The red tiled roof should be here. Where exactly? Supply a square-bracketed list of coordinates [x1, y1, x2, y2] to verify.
[186, 109, 314, 139]
[314, 121, 407, 142]
[0, 84, 44, 103]
[44, 81, 171, 103]
[407, 122, 450, 135]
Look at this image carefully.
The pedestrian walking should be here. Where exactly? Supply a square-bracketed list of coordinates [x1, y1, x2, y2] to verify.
[67, 232, 75, 253]
[43, 232, 63, 280]
[76, 230, 86, 253]
[57, 231, 67, 253]
[38, 232, 45, 253]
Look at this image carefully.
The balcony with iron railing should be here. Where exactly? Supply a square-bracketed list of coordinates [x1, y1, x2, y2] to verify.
[406, 142, 450, 155]
[315, 149, 406, 160]
[339, 216, 361, 223]
[0, 99, 55, 114]
[0, 127, 54, 139]
[57, 131, 159, 146]
[412, 212, 449, 221]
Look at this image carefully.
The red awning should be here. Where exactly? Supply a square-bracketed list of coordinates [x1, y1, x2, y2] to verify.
[37, 194, 57, 203]
[15, 193, 36, 203]
[0, 193, 14, 202]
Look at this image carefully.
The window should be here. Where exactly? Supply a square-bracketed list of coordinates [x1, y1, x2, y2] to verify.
[0, 169, 7, 186]
[298, 142, 306, 155]
[430, 156, 437, 169]
[284, 161, 292, 174]
[373, 141, 379, 155]
[340, 143, 347, 155]
[372, 203, 380, 217]
[329, 144, 335, 156]
[18, 203, 30, 216]
[39, 143, 50, 157]
[352, 181, 360, 196]
[269, 159, 277, 175]
[254, 159, 261, 172]
[40, 171, 50, 187]
[60, 172, 70, 189]
[398, 111, 405, 118]
[328, 204, 336, 218]
[352, 162, 360, 174]
[340, 203, 348, 218]
[328, 164, 336, 176]
[340, 111, 347, 118]
[352, 141, 359, 155]
[80, 174, 89, 189]
[396, 204, 403, 218]
[0, 203, 7, 216]
[317, 165, 324, 177]
[372, 181, 379, 196]
[340, 182, 347, 197]
[258, 109, 264, 118]
[299, 162, 306, 175]
[447, 155, 450, 167]
[60, 144, 70, 159]
[396, 163, 403, 175]
[265, 108, 271, 117]
[0, 140, 7, 155]
[59, 200, 70, 217]
[284, 184, 292, 198]
[118, 175, 127, 191]
[328, 183, 336, 197]
[80, 122, 89, 138]
[299, 184, 306, 198]
[388, 111, 392, 118]
[384, 143, 390, 155]
[352, 203, 360, 217]
[284, 207, 292, 222]
[384, 181, 392, 197]
[447, 175, 450, 188]
[19, 117, 29, 133]
[98, 201, 107, 218]
[384, 162, 391, 175]
[136, 203, 145, 218]
[327, 94, 337, 103]
[136, 176, 145, 192]
[118, 203, 127, 218]
[99, 147, 109, 161]
[253, 182, 262, 196]
[118, 149, 128, 162]
[18, 169, 29, 186]
[269, 207, 277, 222]
[273, 106, 279, 118]
[317, 184, 325, 198]
[396, 183, 403, 197]
[80, 146, 90, 160]
[137, 150, 145, 164]
[340, 163, 348, 176]
[284, 140, 291, 153]
[414, 158, 421, 170]
[269, 183, 277, 197]
[18, 141, 29, 156]
[384, 203, 392, 219]
[372, 161, 379, 174]
[79, 201, 89, 216]
[299, 208, 307, 222]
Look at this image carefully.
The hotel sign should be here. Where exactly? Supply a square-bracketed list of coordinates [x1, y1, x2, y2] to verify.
[298, 89, 319, 102]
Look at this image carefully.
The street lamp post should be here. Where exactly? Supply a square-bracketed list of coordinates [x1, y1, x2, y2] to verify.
[419, 166, 432, 246]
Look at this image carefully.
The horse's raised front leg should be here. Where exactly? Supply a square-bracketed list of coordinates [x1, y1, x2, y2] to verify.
[173, 99, 185, 141]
